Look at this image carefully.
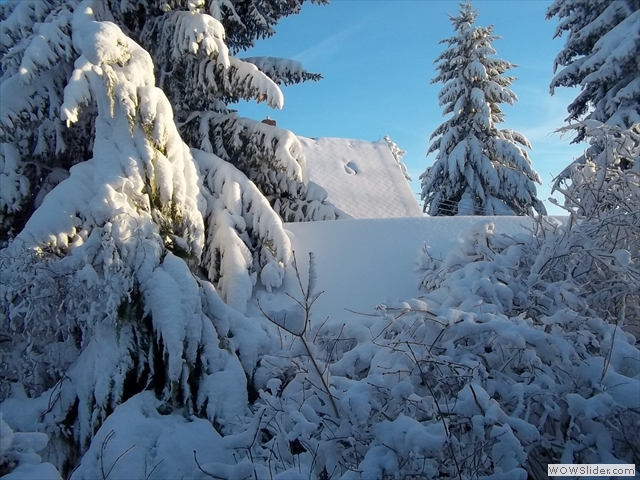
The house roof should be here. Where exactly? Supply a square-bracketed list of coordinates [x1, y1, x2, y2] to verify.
[299, 136, 423, 219]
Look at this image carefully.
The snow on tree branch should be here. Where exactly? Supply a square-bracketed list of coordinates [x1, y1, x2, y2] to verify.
[208, 0, 329, 53]
[188, 111, 342, 221]
[0, 2, 81, 239]
[241, 56, 323, 85]
[547, 0, 640, 139]
[194, 148, 292, 311]
[383, 134, 411, 181]
[141, 10, 284, 110]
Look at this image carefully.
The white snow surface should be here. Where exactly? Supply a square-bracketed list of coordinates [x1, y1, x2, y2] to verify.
[253, 216, 538, 324]
[298, 137, 423, 219]
[69, 392, 234, 480]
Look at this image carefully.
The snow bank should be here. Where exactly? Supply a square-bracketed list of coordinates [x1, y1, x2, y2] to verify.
[253, 216, 539, 324]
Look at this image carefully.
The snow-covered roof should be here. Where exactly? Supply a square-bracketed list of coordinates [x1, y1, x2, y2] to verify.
[299, 137, 423, 219]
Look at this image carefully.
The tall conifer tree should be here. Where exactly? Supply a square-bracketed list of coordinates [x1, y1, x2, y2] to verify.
[421, 1, 545, 216]
[0, 1, 327, 475]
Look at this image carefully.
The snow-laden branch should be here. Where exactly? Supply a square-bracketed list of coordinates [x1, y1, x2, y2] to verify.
[547, 0, 640, 138]
[241, 56, 322, 86]
[143, 11, 284, 111]
[194, 148, 292, 312]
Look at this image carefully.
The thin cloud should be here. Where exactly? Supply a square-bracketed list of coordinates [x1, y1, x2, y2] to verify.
[292, 19, 371, 66]
[508, 86, 579, 143]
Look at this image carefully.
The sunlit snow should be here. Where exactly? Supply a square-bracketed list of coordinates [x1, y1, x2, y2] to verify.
[299, 137, 423, 219]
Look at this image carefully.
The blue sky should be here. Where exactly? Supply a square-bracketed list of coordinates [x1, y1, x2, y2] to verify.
[237, 0, 586, 214]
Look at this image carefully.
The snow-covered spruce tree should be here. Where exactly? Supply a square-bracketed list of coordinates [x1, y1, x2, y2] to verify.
[547, 0, 640, 142]
[0, 0, 327, 477]
[421, 1, 546, 217]
[0, 0, 337, 245]
[119, 0, 341, 223]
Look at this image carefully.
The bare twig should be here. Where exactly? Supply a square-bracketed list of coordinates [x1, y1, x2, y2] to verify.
[145, 458, 164, 480]
[193, 451, 224, 480]
[100, 431, 135, 480]
[258, 251, 340, 419]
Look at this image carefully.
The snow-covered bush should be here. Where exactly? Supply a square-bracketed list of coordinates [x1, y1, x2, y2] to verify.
[0, 413, 61, 480]
[247, 222, 639, 479]
[551, 122, 640, 335]
[552, 122, 639, 216]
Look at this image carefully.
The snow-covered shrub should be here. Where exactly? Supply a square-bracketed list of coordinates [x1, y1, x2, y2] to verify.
[550, 122, 640, 335]
[416, 221, 639, 474]
[553, 122, 640, 216]
[0, 413, 61, 479]
[247, 222, 639, 479]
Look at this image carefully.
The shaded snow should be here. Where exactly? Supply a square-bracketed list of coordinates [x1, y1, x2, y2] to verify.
[299, 137, 422, 219]
[1, 463, 61, 480]
[69, 392, 232, 480]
